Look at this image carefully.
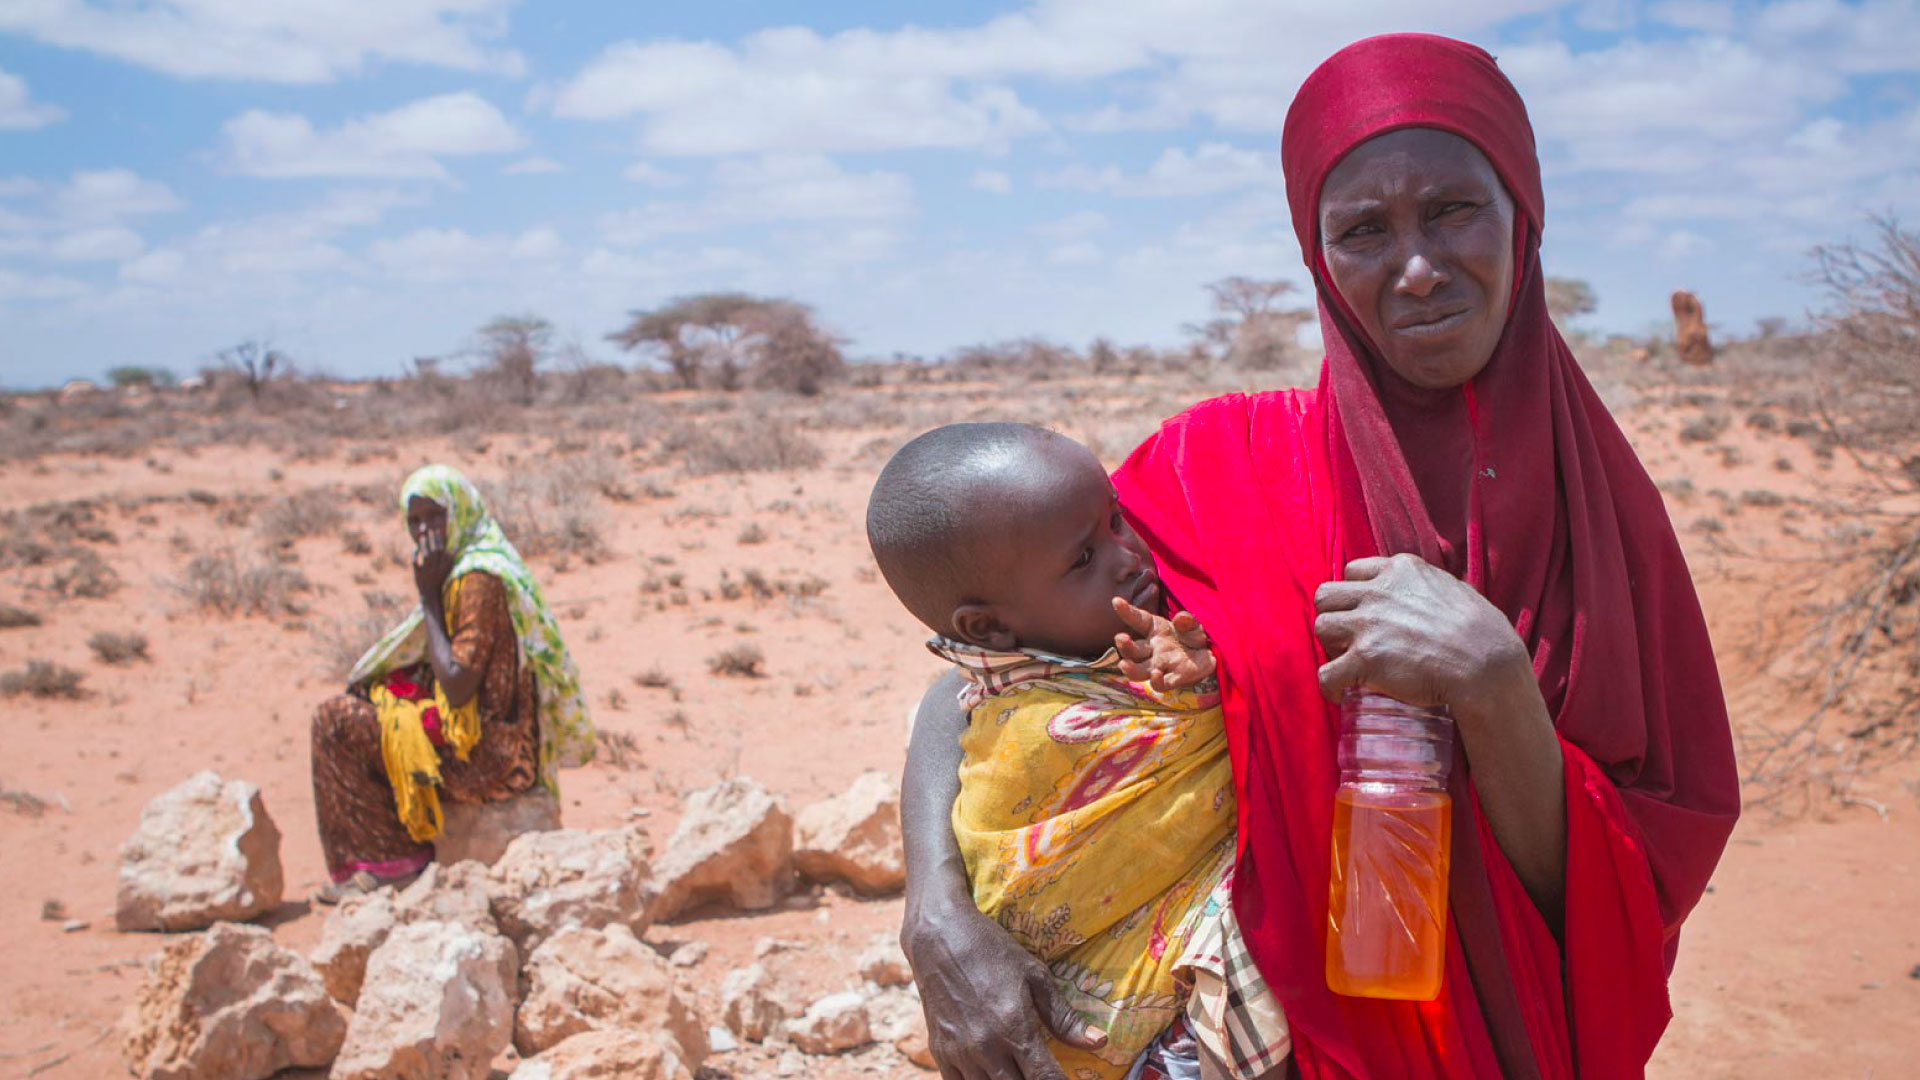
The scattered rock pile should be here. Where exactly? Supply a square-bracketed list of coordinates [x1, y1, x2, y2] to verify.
[795, 769, 906, 896]
[116, 771, 284, 932]
[122, 922, 344, 1080]
[121, 771, 929, 1078]
[649, 777, 795, 922]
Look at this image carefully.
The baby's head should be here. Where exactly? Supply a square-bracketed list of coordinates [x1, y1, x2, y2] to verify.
[866, 422, 1162, 659]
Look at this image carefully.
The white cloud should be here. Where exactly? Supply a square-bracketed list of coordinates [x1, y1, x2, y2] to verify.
[0, 66, 64, 129]
[0, 268, 89, 301]
[1648, 0, 1737, 33]
[0, 176, 40, 198]
[1047, 241, 1103, 265]
[220, 92, 522, 179]
[48, 226, 144, 262]
[503, 156, 564, 175]
[119, 249, 185, 286]
[621, 161, 687, 187]
[1659, 229, 1714, 260]
[370, 226, 567, 282]
[1041, 142, 1282, 197]
[1752, 0, 1920, 75]
[600, 155, 913, 245]
[112, 187, 414, 290]
[52, 168, 180, 222]
[0, 0, 524, 84]
[509, 227, 566, 260]
[551, 31, 1050, 155]
[1031, 210, 1109, 239]
[972, 169, 1012, 194]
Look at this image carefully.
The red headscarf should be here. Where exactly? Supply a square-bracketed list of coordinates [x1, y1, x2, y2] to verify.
[1114, 33, 1740, 1080]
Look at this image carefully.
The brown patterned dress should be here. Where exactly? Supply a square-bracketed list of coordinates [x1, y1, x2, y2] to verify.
[310, 571, 538, 880]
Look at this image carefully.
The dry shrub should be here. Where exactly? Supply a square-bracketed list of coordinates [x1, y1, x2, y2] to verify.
[53, 550, 121, 599]
[737, 522, 768, 545]
[597, 728, 642, 769]
[175, 547, 310, 616]
[718, 568, 828, 602]
[707, 644, 765, 678]
[1677, 413, 1729, 445]
[87, 630, 149, 665]
[1744, 217, 1920, 806]
[314, 591, 409, 679]
[257, 488, 346, 548]
[667, 419, 823, 476]
[2, 660, 85, 699]
[1, 782, 53, 816]
[0, 604, 40, 628]
[482, 467, 608, 563]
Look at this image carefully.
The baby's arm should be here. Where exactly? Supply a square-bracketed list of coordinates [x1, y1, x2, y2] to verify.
[1113, 597, 1216, 691]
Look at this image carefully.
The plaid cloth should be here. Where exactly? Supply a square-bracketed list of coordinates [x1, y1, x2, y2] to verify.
[927, 636, 1217, 711]
[1174, 873, 1293, 1078]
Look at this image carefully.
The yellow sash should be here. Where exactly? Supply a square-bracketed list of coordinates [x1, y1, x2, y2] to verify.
[372, 575, 482, 842]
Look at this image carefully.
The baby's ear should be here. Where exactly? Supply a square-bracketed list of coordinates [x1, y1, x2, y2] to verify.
[951, 604, 1017, 652]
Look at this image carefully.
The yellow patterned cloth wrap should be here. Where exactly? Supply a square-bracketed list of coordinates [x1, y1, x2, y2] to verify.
[937, 639, 1236, 1080]
[371, 574, 482, 843]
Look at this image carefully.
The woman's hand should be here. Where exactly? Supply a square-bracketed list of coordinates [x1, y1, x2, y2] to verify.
[903, 900, 1107, 1080]
[1311, 553, 1533, 720]
[412, 528, 453, 608]
[1112, 598, 1215, 691]
[1315, 553, 1569, 924]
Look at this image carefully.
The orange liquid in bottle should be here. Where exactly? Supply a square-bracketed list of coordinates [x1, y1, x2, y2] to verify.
[1325, 786, 1453, 1000]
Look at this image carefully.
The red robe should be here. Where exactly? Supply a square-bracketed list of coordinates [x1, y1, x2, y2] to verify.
[1112, 33, 1740, 1080]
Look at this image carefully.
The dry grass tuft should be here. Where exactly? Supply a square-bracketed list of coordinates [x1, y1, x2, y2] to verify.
[0, 604, 40, 628]
[737, 522, 768, 545]
[482, 467, 608, 564]
[53, 550, 121, 599]
[1, 660, 85, 699]
[667, 419, 823, 476]
[1, 783, 54, 816]
[597, 728, 642, 770]
[707, 644, 766, 678]
[257, 488, 346, 548]
[87, 630, 149, 665]
[174, 547, 310, 617]
[313, 591, 409, 679]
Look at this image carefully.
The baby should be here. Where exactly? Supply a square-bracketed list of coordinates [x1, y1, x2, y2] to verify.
[867, 422, 1288, 1080]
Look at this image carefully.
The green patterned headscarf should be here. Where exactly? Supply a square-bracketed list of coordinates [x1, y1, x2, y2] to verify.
[347, 464, 596, 789]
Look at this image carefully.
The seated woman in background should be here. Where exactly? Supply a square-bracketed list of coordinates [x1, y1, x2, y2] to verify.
[309, 464, 594, 902]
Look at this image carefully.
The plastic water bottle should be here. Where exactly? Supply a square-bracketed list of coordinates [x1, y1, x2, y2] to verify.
[1325, 689, 1455, 1001]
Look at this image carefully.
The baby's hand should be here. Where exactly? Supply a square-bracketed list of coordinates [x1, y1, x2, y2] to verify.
[1113, 596, 1215, 692]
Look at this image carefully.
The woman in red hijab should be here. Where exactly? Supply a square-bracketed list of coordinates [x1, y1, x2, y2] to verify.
[897, 33, 1740, 1080]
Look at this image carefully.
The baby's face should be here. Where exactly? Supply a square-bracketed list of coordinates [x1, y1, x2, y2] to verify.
[966, 440, 1162, 658]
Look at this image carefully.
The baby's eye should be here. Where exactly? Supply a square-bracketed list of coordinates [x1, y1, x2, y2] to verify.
[1071, 548, 1093, 571]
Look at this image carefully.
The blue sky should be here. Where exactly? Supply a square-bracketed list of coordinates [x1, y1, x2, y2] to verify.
[1, 0, 1916, 388]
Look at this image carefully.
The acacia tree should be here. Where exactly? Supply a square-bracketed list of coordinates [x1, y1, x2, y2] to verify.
[608, 294, 844, 394]
[1544, 277, 1598, 327]
[475, 315, 554, 405]
[1188, 276, 1312, 371]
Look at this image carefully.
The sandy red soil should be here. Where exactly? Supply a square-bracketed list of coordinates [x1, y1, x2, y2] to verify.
[1, 369, 1915, 1079]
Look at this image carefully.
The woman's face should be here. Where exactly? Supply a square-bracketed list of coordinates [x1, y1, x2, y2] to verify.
[406, 496, 448, 549]
[1317, 128, 1515, 390]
